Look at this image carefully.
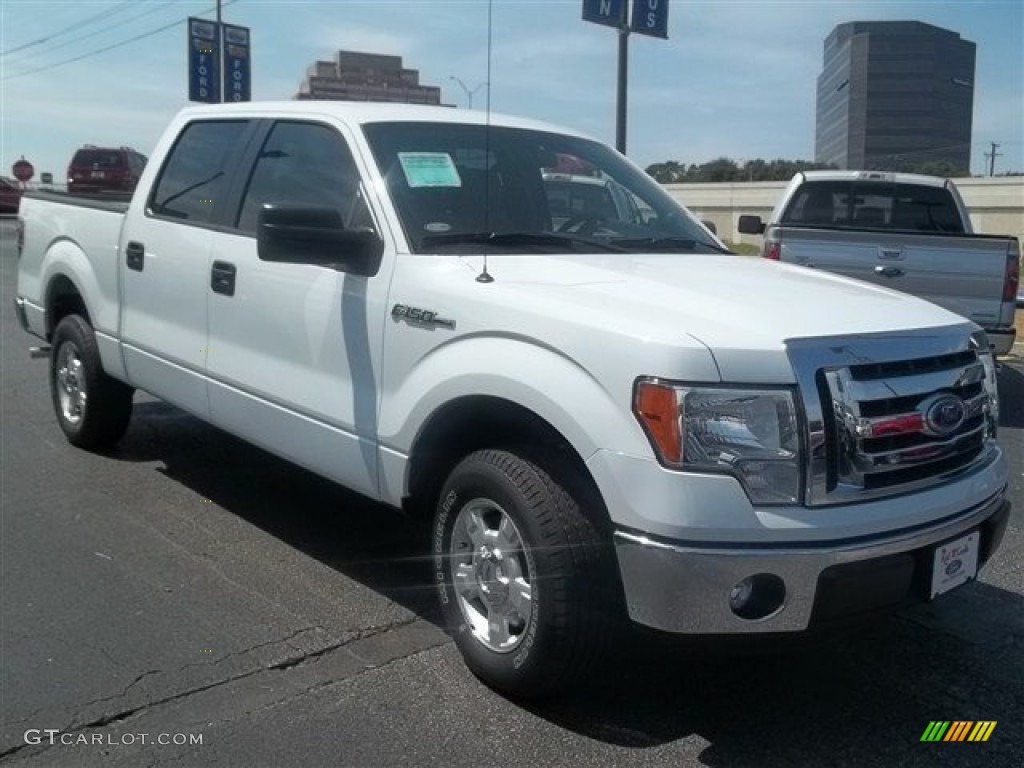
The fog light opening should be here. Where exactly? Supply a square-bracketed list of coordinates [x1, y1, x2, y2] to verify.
[728, 573, 786, 620]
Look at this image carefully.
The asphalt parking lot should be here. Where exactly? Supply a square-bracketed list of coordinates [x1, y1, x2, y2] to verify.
[1, 216, 1021, 767]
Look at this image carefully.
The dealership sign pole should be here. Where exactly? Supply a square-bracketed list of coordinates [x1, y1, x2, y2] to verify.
[187, 17, 221, 103]
[582, 0, 670, 155]
[188, 1, 250, 104]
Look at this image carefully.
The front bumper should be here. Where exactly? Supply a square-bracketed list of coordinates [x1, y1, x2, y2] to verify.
[614, 490, 1009, 634]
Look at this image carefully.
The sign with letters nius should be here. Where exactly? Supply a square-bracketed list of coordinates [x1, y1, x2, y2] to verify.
[222, 23, 252, 102]
[188, 17, 220, 103]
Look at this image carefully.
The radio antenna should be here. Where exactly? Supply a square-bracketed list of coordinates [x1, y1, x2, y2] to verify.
[476, 0, 495, 283]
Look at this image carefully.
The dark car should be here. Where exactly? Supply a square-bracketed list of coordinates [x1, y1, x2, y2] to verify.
[67, 146, 147, 196]
[0, 176, 22, 214]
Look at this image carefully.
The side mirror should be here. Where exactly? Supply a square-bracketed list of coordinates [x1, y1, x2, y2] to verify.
[737, 214, 765, 235]
[257, 204, 384, 277]
[701, 219, 717, 236]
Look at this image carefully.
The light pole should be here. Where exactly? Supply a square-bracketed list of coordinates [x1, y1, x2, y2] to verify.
[449, 76, 487, 110]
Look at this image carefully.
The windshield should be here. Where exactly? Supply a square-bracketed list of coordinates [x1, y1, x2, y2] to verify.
[362, 122, 725, 254]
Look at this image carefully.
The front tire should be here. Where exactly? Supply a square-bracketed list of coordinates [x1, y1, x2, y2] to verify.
[50, 314, 133, 450]
[433, 449, 619, 698]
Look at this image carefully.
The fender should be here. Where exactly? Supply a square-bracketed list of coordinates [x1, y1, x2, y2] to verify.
[41, 238, 128, 382]
[377, 333, 652, 507]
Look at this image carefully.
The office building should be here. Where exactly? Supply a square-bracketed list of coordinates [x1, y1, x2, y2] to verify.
[295, 50, 443, 105]
[815, 21, 975, 172]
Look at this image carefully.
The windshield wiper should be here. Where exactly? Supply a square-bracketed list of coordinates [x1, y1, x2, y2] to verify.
[610, 236, 732, 254]
[420, 231, 626, 253]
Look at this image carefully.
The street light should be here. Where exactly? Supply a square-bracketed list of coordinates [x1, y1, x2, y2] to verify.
[449, 76, 487, 110]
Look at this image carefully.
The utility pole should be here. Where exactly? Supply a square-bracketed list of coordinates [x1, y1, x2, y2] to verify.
[984, 142, 1002, 176]
[216, 0, 222, 102]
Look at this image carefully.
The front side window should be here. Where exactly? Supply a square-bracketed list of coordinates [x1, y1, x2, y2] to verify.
[235, 121, 368, 235]
[149, 120, 249, 224]
[363, 122, 723, 254]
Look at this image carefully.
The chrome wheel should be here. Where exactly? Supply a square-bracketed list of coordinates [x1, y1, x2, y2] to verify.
[55, 341, 87, 426]
[450, 497, 534, 653]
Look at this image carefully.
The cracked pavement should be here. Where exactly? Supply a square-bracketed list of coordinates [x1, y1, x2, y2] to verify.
[2, 221, 1022, 767]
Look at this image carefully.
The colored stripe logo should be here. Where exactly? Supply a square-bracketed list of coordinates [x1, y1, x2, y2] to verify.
[921, 721, 997, 742]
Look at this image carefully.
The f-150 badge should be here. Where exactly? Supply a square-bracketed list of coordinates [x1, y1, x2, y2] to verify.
[391, 304, 456, 330]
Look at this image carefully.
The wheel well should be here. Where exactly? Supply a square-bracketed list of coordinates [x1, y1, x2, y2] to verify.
[46, 275, 90, 339]
[405, 396, 609, 531]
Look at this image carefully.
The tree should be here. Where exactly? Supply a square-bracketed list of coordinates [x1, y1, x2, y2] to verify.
[645, 157, 836, 182]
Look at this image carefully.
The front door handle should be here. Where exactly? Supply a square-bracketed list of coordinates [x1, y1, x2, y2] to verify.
[875, 265, 905, 278]
[211, 261, 237, 296]
[125, 241, 145, 271]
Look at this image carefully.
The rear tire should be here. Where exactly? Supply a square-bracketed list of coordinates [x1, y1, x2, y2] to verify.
[50, 314, 133, 450]
[432, 449, 619, 698]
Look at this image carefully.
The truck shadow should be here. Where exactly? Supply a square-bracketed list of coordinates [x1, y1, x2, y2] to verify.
[111, 399, 1022, 764]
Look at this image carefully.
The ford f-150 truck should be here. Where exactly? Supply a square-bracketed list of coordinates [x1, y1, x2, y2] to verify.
[738, 170, 1020, 355]
[15, 103, 1009, 697]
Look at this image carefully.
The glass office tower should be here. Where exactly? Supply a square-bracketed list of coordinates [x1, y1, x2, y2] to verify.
[815, 21, 976, 172]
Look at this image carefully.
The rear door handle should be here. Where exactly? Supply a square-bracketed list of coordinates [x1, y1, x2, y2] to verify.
[211, 261, 237, 296]
[875, 265, 904, 278]
[125, 241, 145, 271]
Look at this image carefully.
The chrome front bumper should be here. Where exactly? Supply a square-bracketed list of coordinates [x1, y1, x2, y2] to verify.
[614, 490, 1009, 634]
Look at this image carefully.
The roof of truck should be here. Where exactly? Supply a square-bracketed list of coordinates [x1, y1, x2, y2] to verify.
[796, 170, 950, 188]
[174, 100, 593, 139]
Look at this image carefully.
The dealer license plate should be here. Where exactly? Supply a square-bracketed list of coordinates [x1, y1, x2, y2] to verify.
[930, 531, 979, 598]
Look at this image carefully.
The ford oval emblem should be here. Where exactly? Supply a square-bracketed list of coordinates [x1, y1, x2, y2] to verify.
[920, 394, 966, 437]
[945, 559, 963, 577]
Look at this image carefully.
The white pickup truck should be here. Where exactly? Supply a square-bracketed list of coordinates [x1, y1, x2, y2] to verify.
[15, 103, 1010, 697]
[738, 170, 1020, 355]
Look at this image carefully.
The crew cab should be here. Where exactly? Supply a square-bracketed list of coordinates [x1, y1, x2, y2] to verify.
[738, 170, 1020, 355]
[15, 103, 1009, 697]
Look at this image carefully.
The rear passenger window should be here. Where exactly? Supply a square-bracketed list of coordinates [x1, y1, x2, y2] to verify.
[149, 120, 249, 224]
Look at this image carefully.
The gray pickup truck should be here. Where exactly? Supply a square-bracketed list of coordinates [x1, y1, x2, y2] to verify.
[739, 171, 1020, 355]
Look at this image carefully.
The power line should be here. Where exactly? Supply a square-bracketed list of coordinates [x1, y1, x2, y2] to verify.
[2, 0, 240, 82]
[0, 1, 136, 57]
[3, 1, 179, 66]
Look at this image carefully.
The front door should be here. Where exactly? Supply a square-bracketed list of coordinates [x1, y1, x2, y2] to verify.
[205, 119, 391, 498]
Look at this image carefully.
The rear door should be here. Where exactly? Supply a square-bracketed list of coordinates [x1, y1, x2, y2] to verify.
[120, 119, 256, 417]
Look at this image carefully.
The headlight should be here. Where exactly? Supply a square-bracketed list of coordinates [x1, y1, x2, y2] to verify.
[633, 379, 803, 505]
[971, 330, 999, 437]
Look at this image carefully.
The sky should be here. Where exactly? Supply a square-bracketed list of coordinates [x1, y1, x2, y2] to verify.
[1, 0, 1022, 182]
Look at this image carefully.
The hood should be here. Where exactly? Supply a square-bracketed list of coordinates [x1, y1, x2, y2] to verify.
[466, 251, 970, 382]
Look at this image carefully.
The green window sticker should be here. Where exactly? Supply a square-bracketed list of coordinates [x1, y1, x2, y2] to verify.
[398, 152, 462, 188]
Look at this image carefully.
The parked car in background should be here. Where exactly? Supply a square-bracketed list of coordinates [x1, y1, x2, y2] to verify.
[67, 145, 147, 196]
[0, 176, 22, 214]
[739, 170, 1019, 355]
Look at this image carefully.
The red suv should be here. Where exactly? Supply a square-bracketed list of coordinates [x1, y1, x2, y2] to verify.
[0, 177, 22, 214]
[67, 146, 147, 196]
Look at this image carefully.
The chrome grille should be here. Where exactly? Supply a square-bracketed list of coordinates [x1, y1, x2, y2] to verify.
[787, 328, 999, 506]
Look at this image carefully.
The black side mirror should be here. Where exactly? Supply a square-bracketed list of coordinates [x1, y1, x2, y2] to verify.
[257, 204, 384, 277]
[701, 219, 718, 236]
[737, 214, 765, 235]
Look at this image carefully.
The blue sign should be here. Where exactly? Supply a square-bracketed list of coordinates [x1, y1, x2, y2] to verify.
[188, 17, 220, 103]
[582, 0, 625, 28]
[630, 0, 669, 39]
[222, 23, 251, 103]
